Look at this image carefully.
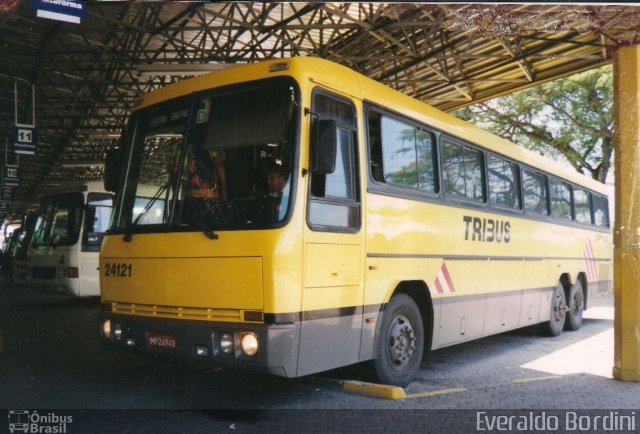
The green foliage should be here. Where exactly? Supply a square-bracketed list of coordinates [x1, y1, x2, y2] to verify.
[454, 65, 613, 182]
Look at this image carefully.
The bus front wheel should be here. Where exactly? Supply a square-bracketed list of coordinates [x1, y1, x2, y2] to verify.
[565, 280, 584, 331]
[547, 284, 567, 337]
[374, 294, 424, 387]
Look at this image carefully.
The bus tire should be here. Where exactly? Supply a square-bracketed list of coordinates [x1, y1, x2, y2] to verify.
[547, 284, 567, 337]
[374, 294, 424, 387]
[565, 280, 584, 331]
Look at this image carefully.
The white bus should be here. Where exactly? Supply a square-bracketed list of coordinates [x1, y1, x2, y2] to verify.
[13, 211, 40, 281]
[29, 181, 113, 296]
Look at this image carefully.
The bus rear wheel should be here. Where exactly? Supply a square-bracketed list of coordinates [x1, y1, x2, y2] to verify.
[547, 284, 567, 337]
[374, 294, 424, 387]
[565, 280, 584, 331]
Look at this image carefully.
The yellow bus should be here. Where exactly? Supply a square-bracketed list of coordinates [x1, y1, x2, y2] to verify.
[99, 57, 612, 386]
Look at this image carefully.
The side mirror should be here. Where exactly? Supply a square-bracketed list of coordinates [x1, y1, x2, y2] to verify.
[104, 149, 123, 193]
[310, 119, 337, 175]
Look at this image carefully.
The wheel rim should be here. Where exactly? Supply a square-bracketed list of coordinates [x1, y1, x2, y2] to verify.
[386, 314, 416, 370]
[572, 288, 584, 314]
[552, 290, 564, 322]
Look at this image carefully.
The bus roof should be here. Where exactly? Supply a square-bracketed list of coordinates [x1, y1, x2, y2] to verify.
[134, 56, 608, 196]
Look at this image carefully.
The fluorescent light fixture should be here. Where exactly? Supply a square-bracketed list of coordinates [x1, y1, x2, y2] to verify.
[86, 133, 121, 139]
[60, 161, 105, 168]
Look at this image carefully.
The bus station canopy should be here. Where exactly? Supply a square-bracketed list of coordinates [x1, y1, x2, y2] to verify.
[0, 2, 639, 216]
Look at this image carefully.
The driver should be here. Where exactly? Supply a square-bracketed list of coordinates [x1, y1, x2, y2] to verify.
[186, 148, 227, 201]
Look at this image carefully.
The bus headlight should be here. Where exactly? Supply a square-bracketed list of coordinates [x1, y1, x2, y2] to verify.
[113, 324, 122, 340]
[102, 319, 111, 338]
[241, 333, 258, 356]
[220, 333, 234, 354]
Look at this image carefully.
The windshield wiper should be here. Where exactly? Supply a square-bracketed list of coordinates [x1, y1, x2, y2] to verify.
[123, 184, 168, 242]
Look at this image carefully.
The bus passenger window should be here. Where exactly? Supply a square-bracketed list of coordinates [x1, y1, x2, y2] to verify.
[367, 110, 436, 193]
[550, 179, 572, 220]
[488, 154, 521, 210]
[416, 129, 436, 193]
[381, 116, 418, 189]
[574, 188, 593, 225]
[523, 169, 549, 216]
[593, 195, 609, 227]
[442, 140, 484, 202]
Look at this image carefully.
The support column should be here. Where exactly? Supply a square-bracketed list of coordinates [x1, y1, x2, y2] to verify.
[613, 45, 640, 381]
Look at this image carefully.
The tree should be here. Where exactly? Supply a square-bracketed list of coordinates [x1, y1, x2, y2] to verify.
[454, 65, 613, 183]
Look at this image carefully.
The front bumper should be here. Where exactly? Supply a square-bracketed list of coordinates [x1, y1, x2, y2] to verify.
[100, 312, 298, 377]
[29, 277, 79, 296]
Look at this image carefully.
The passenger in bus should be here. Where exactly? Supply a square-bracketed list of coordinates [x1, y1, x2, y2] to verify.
[186, 148, 227, 201]
[265, 165, 289, 223]
[183, 148, 227, 229]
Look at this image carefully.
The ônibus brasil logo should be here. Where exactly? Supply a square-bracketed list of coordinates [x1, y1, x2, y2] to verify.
[8, 410, 73, 433]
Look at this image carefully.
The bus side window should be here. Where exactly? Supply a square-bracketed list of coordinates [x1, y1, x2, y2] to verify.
[593, 194, 609, 228]
[367, 110, 384, 183]
[550, 178, 573, 220]
[574, 188, 593, 225]
[488, 154, 521, 210]
[367, 108, 437, 193]
[442, 139, 485, 203]
[307, 91, 360, 231]
[523, 169, 550, 216]
[380, 115, 419, 189]
[416, 129, 436, 193]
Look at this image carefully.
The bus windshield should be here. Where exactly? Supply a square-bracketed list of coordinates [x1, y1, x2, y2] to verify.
[14, 213, 39, 260]
[111, 77, 298, 234]
[82, 193, 114, 251]
[32, 193, 85, 247]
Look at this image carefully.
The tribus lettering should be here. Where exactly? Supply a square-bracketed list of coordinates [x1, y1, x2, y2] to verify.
[463, 216, 511, 243]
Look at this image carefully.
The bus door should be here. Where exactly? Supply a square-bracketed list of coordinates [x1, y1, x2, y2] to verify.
[298, 88, 365, 376]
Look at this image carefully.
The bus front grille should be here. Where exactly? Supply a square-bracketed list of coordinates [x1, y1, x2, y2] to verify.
[109, 302, 243, 322]
[31, 266, 56, 279]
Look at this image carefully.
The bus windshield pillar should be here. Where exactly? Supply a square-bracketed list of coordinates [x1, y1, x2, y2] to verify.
[613, 44, 640, 382]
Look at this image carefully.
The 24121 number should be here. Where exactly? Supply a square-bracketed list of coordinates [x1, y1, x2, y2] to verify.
[104, 262, 132, 278]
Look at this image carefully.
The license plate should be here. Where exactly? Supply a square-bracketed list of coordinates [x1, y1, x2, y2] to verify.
[146, 331, 177, 349]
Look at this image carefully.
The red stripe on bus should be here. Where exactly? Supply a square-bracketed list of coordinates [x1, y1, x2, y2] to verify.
[585, 239, 597, 279]
[441, 262, 456, 293]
